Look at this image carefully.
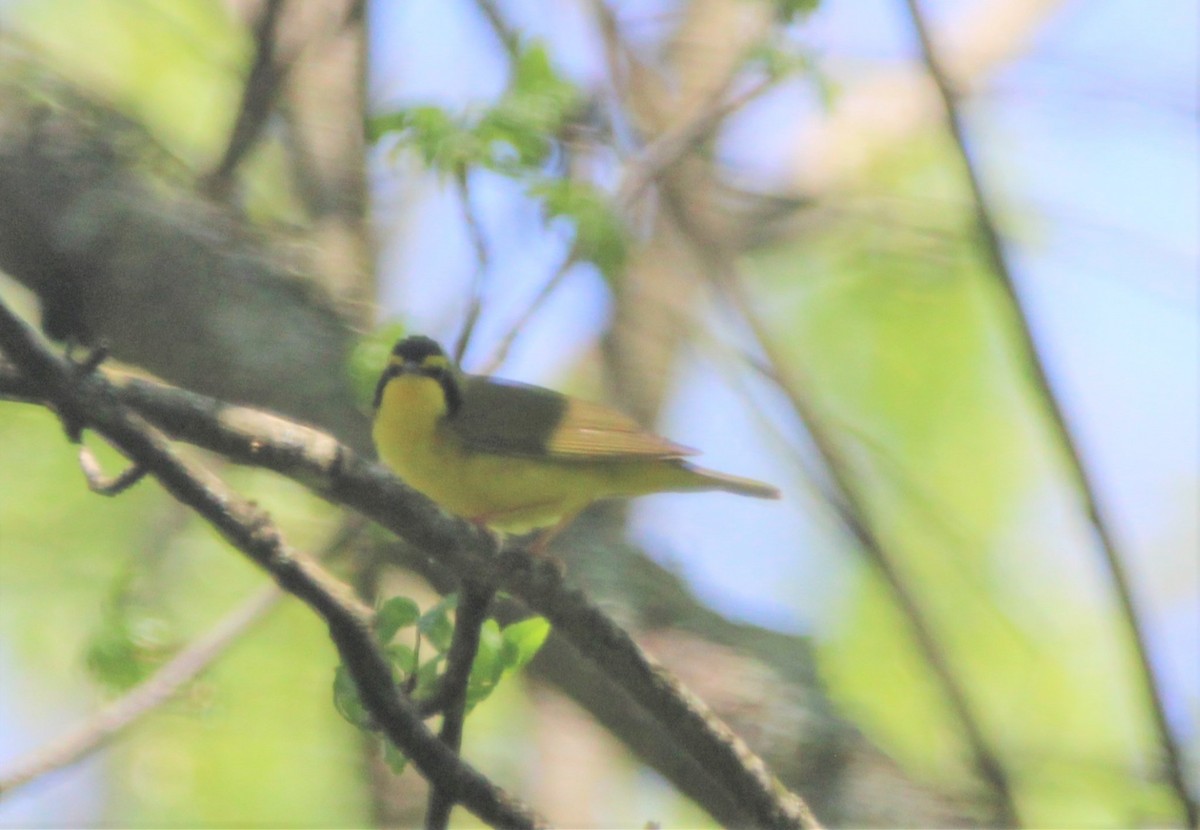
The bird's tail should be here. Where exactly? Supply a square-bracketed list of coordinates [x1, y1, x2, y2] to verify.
[680, 463, 781, 499]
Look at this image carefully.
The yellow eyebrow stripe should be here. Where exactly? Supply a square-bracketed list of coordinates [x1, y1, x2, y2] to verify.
[419, 354, 451, 371]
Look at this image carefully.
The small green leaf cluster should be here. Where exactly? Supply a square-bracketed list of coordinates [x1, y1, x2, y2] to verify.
[772, 0, 821, 23]
[369, 44, 577, 176]
[528, 179, 627, 281]
[85, 585, 175, 692]
[369, 42, 628, 283]
[332, 593, 551, 774]
[347, 320, 408, 409]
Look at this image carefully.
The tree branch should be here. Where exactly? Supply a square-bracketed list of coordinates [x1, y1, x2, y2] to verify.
[477, 249, 578, 376]
[0, 584, 282, 797]
[0, 514, 368, 797]
[901, 1, 1198, 826]
[0, 308, 816, 828]
[0, 301, 542, 830]
[452, 169, 491, 365]
[615, 75, 775, 213]
[202, 0, 291, 201]
[657, 182, 1018, 825]
[425, 580, 495, 829]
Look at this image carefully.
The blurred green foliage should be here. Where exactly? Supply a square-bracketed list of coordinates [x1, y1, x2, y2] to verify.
[749, 140, 1183, 823]
[347, 320, 409, 410]
[527, 179, 627, 282]
[0, 404, 374, 825]
[370, 44, 579, 175]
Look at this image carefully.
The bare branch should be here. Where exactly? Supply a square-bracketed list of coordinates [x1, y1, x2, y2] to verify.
[203, 0, 291, 201]
[477, 250, 578, 375]
[452, 170, 491, 365]
[789, 0, 1070, 197]
[616, 76, 775, 213]
[77, 443, 148, 495]
[902, 1, 1198, 825]
[472, 0, 522, 61]
[0, 585, 282, 797]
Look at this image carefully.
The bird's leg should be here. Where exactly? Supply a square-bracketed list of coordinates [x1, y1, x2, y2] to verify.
[469, 500, 555, 528]
[465, 516, 506, 550]
[467, 503, 583, 558]
[527, 508, 584, 557]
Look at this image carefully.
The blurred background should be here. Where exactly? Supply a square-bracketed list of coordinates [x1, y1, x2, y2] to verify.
[0, 0, 1195, 827]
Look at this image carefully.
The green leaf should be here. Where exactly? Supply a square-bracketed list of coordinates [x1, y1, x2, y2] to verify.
[772, 0, 820, 22]
[384, 643, 418, 678]
[375, 596, 421, 644]
[528, 179, 627, 281]
[369, 105, 485, 172]
[85, 619, 145, 691]
[381, 740, 409, 775]
[332, 665, 373, 730]
[414, 653, 445, 700]
[84, 604, 174, 692]
[366, 110, 411, 143]
[347, 321, 407, 410]
[407, 105, 483, 170]
[511, 43, 562, 97]
[476, 43, 580, 169]
[418, 594, 458, 653]
[500, 616, 551, 671]
[370, 44, 580, 178]
[466, 619, 506, 708]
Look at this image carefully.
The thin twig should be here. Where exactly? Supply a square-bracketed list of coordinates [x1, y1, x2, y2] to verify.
[592, 0, 777, 216]
[477, 249, 578, 375]
[472, 0, 522, 61]
[0, 585, 283, 797]
[77, 444, 148, 495]
[452, 169, 490, 365]
[425, 580, 495, 829]
[0, 302, 543, 830]
[902, 2, 1197, 826]
[616, 75, 775, 213]
[451, 0, 525, 366]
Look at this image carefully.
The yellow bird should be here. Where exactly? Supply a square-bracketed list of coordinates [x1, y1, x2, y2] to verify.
[372, 336, 779, 548]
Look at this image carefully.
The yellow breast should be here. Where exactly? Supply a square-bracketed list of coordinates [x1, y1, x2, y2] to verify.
[372, 374, 578, 531]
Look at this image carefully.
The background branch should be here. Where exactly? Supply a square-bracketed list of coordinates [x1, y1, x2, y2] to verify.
[202, 0, 290, 201]
[0, 512, 368, 798]
[0, 585, 282, 797]
[660, 185, 1019, 825]
[902, 1, 1196, 825]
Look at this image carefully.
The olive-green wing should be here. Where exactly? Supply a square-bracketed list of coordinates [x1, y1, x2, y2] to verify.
[450, 376, 697, 460]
